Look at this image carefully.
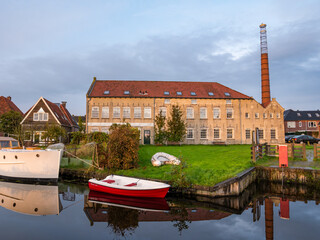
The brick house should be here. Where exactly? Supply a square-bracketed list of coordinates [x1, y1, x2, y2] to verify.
[0, 96, 23, 136]
[284, 109, 320, 137]
[21, 97, 79, 145]
[86, 78, 285, 145]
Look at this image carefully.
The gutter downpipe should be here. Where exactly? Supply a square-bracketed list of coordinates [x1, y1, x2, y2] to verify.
[239, 99, 242, 144]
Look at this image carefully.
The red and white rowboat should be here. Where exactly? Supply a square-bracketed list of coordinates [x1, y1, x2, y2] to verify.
[88, 175, 170, 198]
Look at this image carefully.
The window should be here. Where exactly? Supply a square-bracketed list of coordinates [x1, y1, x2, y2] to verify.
[308, 121, 317, 128]
[164, 91, 169, 95]
[190, 92, 196, 96]
[208, 92, 214, 96]
[123, 107, 130, 118]
[270, 129, 276, 139]
[214, 129, 220, 139]
[255, 113, 259, 119]
[144, 107, 151, 118]
[297, 113, 301, 117]
[225, 92, 230, 97]
[245, 129, 251, 139]
[191, 99, 197, 104]
[270, 113, 273, 118]
[104, 90, 109, 95]
[33, 113, 39, 121]
[226, 108, 233, 119]
[102, 107, 109, 118]
[316, 113, 320, 117]
[226, 99, 231, 105]
[25, 131, 32, 141]
[187, 129, 194, 139]
[124, 90, 130, 95]
[200, 107, 207, 119]
[91, 107, 99, 118]
[287, 122, 296, 128]
[113, 107, 120, 118]
[245, 113, 249, 118]
[263, 113, 267, 119]
[159, 107, 166, 117]
[307, 113, 312, 117]
[176, 91, 182, 96]
[213, 108, 220, 119]
[227, 129, 233, 139]
[91, 128, 99, 133]
[101, 127, 109, 134]
[277, 113, 280, 118]
[186, 107, 194, 119]
[258, 129, 264, 139]
[200, 129, 207, 139]
[134, 107, 141, 118]
[299, 121, 302, 127]
[164, 99, 170, 104]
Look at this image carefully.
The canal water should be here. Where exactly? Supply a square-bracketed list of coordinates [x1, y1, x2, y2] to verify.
[0, 180, 319, 240]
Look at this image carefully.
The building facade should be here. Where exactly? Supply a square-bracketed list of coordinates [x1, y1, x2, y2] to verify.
[86, 79, 285, 145]
[284, 109, 320, 137]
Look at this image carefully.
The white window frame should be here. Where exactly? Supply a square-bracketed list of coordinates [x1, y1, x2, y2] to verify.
[226, 108, 233, 119]
[101, 127, 109, 134]
[200, 128, 208, 139]
[159, 107, 167, 117]
[91, 127, 99, 133]
[227, 128, 234, 139]
[91, 107, 99, 118]
[186, 128, 194, 139]
[258, 129, 264, 139]
[213, 108, 220, 119]
[144, 107, 151, 119]
[245, 113, 249, 119]
[134, 107, 141, 118]
[277, 113, 280, 118]
[102, 107, 109, 118]
[263, 113, 267, 119]
[270, 113, 274, 118]
[287, 121, 296, 128]
[123, 107, 131, 119]
[191, 99, 197, 104]
[245, 129, 251, 140]
[255, 113, 259, 119]
[270, 129, 277, 139]
[200, 107, 207, 119]
[164, 99, 170, 104]
[308, 121, 317, 128]
[213, 128, 220, 139]
[226, 99, 232, 105]
[299, 121, 302, 127]
[186, 107, 194, 119]
[113, 107, 120, 118]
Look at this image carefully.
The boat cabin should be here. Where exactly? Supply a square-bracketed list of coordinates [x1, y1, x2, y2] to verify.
[0, 137, 20, 149]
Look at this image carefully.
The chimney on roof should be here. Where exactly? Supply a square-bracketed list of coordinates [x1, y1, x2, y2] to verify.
[260, 23, 271, 107]
[7, 96, 11, 101]
[61, 101, 67, 108]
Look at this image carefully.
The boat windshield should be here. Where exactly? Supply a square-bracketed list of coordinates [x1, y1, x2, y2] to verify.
[0, 141, 10, 148]
[11, 141, 19, 147]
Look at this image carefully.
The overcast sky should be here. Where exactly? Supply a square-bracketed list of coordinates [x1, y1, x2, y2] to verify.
[1, 0, 319, 115]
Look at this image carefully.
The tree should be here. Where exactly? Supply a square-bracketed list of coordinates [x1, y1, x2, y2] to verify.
[42, 125, 66, 144]
[106, 123, 140, 170]
[0, 111, 23, 135]
[154, 110, 167, 144]
[167, 105, 186, 143]
[78, 116, 85, 133]
[88, 131, 109, 168]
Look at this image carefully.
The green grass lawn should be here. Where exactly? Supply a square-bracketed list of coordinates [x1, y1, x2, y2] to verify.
[115, 145, 254, 186]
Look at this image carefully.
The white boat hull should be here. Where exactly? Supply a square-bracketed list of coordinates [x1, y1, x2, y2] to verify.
[0, 149, 63, 181]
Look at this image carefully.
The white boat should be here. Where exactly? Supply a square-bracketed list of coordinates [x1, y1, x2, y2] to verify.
[89, 175, 171, 198]
[151, 152, 181, 167]
[0, 143, 64, 182]
[0, 181, 61, 216]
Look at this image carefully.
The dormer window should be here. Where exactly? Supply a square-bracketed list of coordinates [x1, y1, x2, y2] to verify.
[164, 91, 170, 95]
[190, 92, 196, 96]
[124, 91, 130, 95]
[224, 92, 231, 97]
[104, 90, 110, 95]
[297, 113, 301, 117]
[208, 92, 214, 96]
[33, 108, 48, 121]
[316, 113, 320, 117]
[176, 91, 182, 96]
[308, 113, 312, 117]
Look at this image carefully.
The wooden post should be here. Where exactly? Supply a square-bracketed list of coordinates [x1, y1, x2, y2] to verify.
[302, 143, 306, 160]
[314, 143, 318, 161]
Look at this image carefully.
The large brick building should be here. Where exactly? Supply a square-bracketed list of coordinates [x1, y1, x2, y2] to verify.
[86, 78, 285, 145]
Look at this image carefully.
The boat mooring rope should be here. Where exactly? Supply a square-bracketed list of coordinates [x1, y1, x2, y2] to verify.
[64, 149, 102, 170]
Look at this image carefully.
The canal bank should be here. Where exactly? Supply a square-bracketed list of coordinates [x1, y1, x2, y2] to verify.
[60, 166, 320, 198]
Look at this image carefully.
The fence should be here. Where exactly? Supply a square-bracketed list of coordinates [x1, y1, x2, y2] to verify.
[314, 144, 320, 160]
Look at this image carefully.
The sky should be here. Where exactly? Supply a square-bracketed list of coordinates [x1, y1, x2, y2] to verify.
[1, 0, 319, 115]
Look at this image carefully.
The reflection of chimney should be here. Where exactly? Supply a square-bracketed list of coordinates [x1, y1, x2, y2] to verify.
[260, 23, 271, 107]
[7, 96, 11, 101]
[265, 198, 274, 240]
[61, 101, 67, 108]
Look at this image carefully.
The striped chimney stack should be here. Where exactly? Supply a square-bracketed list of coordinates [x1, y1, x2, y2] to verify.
[260, 23, 271, 107]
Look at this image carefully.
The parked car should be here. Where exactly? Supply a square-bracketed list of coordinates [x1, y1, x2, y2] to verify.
[289, 135, 320, 144]
[285, 135, 296, 143]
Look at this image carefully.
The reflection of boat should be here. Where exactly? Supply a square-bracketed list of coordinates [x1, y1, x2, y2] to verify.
[89, 175, 170, 198]
[88, 190, 170, 212]
[0, 181, 61, 216]
[151, 152, 181, 167]
[0, 143, 64, 182]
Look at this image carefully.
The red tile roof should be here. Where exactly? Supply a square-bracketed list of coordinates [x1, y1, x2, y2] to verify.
[0, 96, 23, 115]
[87, 80, 251, 99]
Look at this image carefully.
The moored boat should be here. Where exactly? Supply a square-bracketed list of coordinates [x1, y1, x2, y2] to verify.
[0, 143, 64, 182]
[88, 175, 170, 198]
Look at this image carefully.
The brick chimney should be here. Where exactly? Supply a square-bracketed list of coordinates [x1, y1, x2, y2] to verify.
[7, 96, 11, 101]
[61, 101, 67, 108]
[260, 23, 271, 107]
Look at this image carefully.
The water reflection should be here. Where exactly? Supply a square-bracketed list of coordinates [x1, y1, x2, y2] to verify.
[0, 181, 61, 216]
